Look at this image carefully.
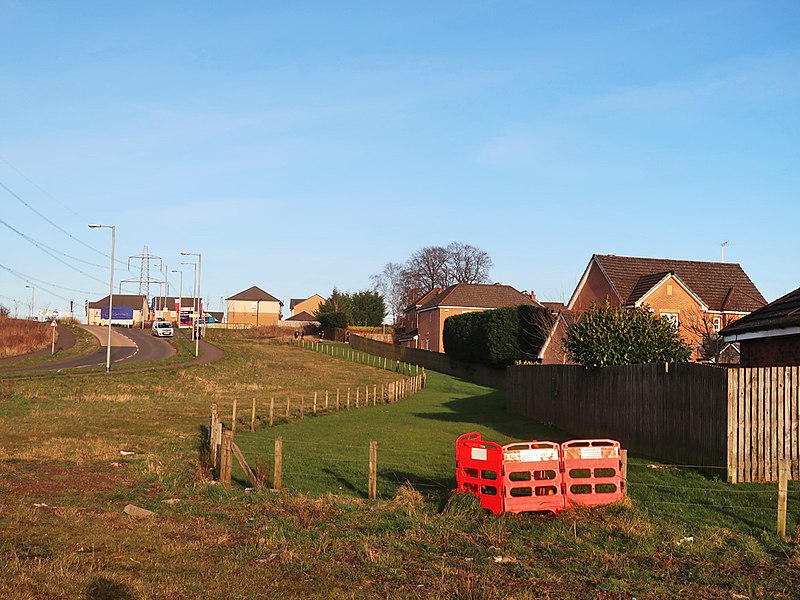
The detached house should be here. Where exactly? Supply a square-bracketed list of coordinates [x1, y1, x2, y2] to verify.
[226, 286, 283, 326]
[87, 294, 148, 327]
[401, 283, 540, 352]
[562, 254, 766, 360]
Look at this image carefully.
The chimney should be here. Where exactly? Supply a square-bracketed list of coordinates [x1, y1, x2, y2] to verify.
[530, 291, 537, 302]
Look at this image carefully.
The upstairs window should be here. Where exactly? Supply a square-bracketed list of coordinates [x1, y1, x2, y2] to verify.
[661, 312, 679, 329]
[713, 317, 721, 332]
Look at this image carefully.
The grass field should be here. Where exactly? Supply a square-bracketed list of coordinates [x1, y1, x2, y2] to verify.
[0, 316, 52, 358]
[0, 330, 798, 598]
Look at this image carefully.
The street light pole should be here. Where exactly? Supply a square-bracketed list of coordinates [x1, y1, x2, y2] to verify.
[181, 251, 202, 357]
[180, 261, 197, 341]
[25, 285, 34, 319]
[89, 223, 115, 372]
[171, 269, 183, 321]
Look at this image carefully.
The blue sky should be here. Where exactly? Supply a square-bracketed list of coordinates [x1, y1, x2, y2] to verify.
[1, 1, 798, 318]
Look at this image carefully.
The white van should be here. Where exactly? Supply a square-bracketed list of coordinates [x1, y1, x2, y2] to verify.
[151, 321, 174, 337]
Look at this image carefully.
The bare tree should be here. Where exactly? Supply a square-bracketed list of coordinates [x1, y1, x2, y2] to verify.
[370, 262, 407, 327]
[406, 246, 451, 291]
[446, 242, 493, 284]
[679, 308, 739, 363]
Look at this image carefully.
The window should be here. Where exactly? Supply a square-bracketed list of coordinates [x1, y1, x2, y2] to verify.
[666, 284, 673, 296]
[713, 317, 721, 332]
[661, 312, 679, 328]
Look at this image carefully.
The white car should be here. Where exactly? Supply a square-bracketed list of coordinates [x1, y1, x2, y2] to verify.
[151, 321, 174, 337]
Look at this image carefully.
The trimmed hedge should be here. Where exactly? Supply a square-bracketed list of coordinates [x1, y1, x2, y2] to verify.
[443, 305, 553, 368]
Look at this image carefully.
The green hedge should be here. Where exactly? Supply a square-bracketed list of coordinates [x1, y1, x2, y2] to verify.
[442, 305, 553, 367]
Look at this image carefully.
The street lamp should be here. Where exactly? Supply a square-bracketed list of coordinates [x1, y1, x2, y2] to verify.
[180, 261, 197, 341]
[25, 285, 34, 320]
[180, 251, 202, 357]
[89, 223, 115, 372]
[171, 269, 184, 319]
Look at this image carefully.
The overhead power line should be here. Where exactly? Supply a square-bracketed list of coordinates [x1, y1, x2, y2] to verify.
[0, 262, 101, 295]
[0, 179, 126, 267]
[0, 215, 108, 286]
[0, 261, 73, 303]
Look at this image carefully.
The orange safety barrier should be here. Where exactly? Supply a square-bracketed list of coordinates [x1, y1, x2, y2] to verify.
[561, 439, 625, 508]
[456, 433, 625, 515]
[455, 432, 504, 515]
[502, 441, 564, 514]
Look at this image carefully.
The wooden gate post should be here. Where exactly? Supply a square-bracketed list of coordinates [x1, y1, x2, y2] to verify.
[231, 399, 238, 435]
[778, 459, 789, 540]
[269, 397, 274, 427]
[369, 440, 377, 500]
[220, 430, 234, 487]
[274, 436, 283, 490]
[251, 398, 257, 432]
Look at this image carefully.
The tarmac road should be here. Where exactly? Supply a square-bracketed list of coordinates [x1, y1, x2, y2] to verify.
[3, 325, 176, 373]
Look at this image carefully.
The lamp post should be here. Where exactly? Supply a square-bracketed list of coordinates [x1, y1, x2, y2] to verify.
[89, 223, 115, 372]
[25, 285, 34, 320]
[171, 269, 183, 320]
[180, 251, 201, 357]
[180, 261, 197, 342]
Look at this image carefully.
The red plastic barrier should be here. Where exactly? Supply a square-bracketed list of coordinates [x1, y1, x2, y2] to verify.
[501, 441, 564, 514]
[561, 439, 625, 508]
[455, 432, 504, 515]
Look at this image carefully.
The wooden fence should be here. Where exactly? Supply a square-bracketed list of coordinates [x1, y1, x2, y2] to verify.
[727, 366, 800, 483]
[507, 363, 800, 483]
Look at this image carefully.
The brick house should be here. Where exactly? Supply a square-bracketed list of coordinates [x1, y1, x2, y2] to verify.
[402, 283, 540, 352]
[226, 286, 283, 326]
[397, 288, 441, 348]
[563, 254, 767, 361]
[289, 294, 325, 318]
[720, 286, 800, 366]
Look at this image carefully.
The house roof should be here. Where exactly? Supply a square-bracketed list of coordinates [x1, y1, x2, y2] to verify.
[285, 311, 318, 322]
[226, 286, 283, 304]
[583, 254, 766, 312]
[289, 294, 324, 310]
[720, 286, 800, 338]
[88, 294, 146, 309]
[404, 288, 441, 312]
[540, 301, 566, 314]
[418, 283, 540, 311]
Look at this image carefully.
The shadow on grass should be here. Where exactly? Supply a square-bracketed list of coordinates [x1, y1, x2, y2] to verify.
[85, 577, 136, 600]
[412, 390, 570, 442]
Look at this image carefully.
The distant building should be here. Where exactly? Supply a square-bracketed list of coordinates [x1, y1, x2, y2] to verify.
[289, 294, 325, 318]
[405, 283, 540, 352]
[87, 294, 148, 327]
[226, 286, 283, 326]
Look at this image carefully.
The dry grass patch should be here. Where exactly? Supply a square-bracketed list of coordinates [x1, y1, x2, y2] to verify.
[0, 316, 50, 358]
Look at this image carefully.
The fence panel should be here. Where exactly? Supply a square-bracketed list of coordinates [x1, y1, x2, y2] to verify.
[727, 366, 800, 482]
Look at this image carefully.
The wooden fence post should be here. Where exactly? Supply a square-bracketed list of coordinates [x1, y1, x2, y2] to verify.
[347, 388, 351, 410]
[286, 396, 290, 419]
[381, 384, 385, 404]
[778, 459, 789, 540]
[213, 422, 223, 476]
[369, 440, 377, 500]
[300, 395, 305, 419]
[373, 385, 377, 406]
[210, 402, 218, 455]
[231, 399, 238, 435]
[313, 392, 317, 414]
[325, 390, 329, 410]
[220, 430, 233, 488]
[274, 436, 283, 490]
[251, 398, 256, 432]
[356, 388, 360, 408]
[269, 397, 274, 427]
[336, 388, 340, 411]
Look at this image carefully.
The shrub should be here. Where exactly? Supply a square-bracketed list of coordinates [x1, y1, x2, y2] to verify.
[443, 305, 554, 368]
[317, 311, 348, 329]
[564, 301, 693, 368]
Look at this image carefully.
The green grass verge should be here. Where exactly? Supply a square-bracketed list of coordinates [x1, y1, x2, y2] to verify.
[0, 332, 798, 598]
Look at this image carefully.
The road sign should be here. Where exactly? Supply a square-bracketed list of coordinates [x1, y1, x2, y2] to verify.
[53, 310, 59, 318]
[50, 320, 58, 328]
